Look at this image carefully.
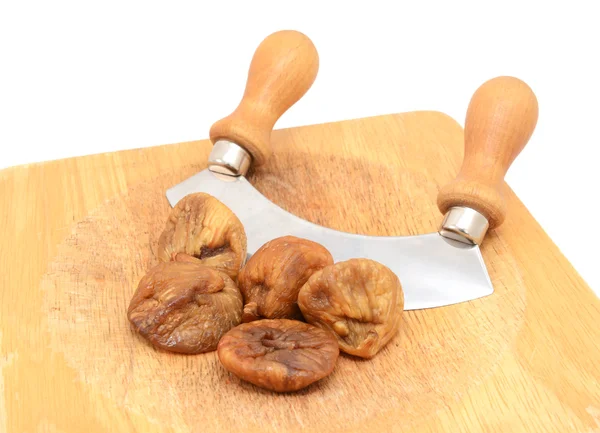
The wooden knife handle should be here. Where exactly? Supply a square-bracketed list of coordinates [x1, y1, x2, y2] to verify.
[437, 76, 539, 229]
[209, 30, 319, 167]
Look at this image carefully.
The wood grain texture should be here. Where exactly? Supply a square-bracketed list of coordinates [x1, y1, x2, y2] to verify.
[438, 76, 539, 228]
[209, 30, 319, 166]
[1, 111, 599, 433]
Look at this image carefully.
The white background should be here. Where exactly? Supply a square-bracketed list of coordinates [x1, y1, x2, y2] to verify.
[1, 1, 599, 296]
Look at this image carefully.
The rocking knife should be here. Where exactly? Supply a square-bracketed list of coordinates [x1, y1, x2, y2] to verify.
[166, 30, 539, 310]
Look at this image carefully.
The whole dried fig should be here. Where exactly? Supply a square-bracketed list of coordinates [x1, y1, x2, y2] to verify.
[158, 193, 247, 279]
[238, 236, 333, 322]
[298, 258, 404, 359]
[217, 319, 339, 392]
[127, 261, 242, 353]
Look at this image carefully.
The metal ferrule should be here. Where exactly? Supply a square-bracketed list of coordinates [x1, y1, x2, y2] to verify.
[208, 140, 252, 177]
[439, 206, 489, 246]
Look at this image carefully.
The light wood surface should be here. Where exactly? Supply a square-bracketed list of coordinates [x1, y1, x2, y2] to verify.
[209, 30, 319, 166]
[1, 110, 599, 433]
[438, 76, 539, 229]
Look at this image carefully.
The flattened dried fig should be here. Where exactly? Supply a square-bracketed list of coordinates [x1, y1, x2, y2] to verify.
[217, 319, 339, 392]
[238, 236, 333, 322]
[158, 193, 247, 279]
[128, 261, 242, 353]
[298, 258, 404, 359]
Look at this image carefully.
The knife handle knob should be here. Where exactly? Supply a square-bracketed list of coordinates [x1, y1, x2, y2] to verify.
[438, 76, 538, 232]
[209, 30, 319, 168]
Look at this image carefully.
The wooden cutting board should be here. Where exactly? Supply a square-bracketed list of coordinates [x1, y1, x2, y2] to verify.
[1, 110, 599, 433]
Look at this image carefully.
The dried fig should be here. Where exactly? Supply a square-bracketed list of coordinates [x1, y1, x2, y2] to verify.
[158, 193, 247, 279]
[238, 236, 333, 322]
[217, 319, 339, 392]
[298, 258, 404, 359]
[127, 261, 242, 353]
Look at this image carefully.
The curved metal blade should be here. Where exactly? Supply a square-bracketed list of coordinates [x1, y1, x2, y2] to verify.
[166, 170, 493, 310]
